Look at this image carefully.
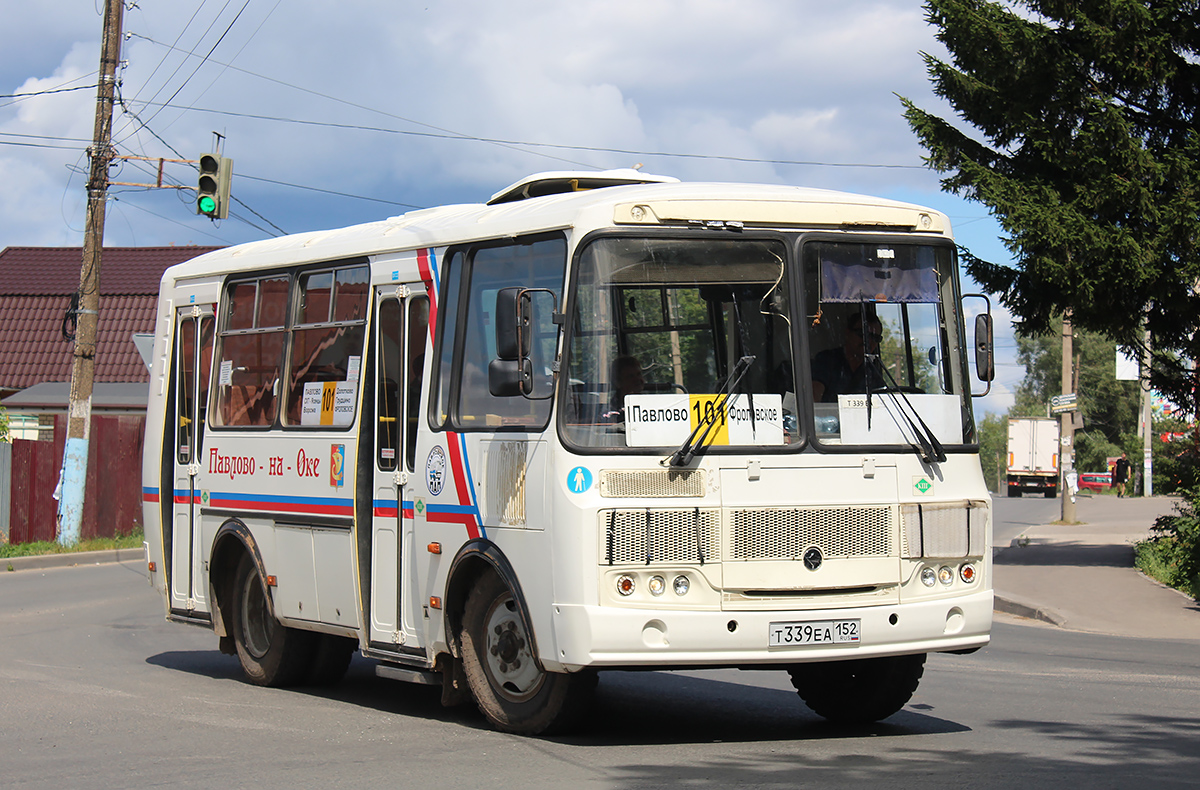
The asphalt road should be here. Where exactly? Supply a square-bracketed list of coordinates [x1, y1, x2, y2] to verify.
[992, 492, 1062, 547]
[3, 559, 1199, 789]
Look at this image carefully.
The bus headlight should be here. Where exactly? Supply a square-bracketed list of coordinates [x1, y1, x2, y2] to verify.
[920, 567, 937, 587]
[648, 575, 666, 596]
[672, 575, 690, 596]
[616, 574, 635, 596]
[938, 566, 955, 586]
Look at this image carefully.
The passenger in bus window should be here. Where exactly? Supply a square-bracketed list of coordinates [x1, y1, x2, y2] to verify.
[811, 312, 883, 403]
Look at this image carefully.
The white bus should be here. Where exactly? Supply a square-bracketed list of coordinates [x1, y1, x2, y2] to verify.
[142, 170, 996, 735]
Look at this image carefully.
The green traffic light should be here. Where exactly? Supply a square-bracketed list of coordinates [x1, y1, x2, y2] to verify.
[198, 195, 217, 215]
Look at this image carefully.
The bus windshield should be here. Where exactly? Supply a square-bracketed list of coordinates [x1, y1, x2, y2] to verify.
[564, 236, 798, 450]
[562, 234, 974, 453]
[803, 240, 974, 450]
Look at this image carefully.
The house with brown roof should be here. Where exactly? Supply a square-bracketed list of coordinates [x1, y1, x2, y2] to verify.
[0, 245, 220, 543]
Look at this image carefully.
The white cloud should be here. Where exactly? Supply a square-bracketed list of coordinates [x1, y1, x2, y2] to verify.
[0, 0, 1028, 418]
[0, 1, 998, 248]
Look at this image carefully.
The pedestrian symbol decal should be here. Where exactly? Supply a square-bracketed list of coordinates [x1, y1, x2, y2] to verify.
[568, 466, 593, 494]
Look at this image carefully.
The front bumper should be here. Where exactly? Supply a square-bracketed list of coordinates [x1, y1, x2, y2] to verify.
[549, 589, 992, 670]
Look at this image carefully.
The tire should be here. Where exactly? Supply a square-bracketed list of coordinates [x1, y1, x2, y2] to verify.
[1044, 487, 1057, 499]
[1007, 486, 1020, 498]
[229, 553, 316, 687]
[306, 634, 357, 686]
[459, 573, 595, 735]
[788, 653, 926, 724]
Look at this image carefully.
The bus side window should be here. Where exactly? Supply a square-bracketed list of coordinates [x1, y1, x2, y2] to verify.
[213, 276, 288, 427]
[287, 265, 369, 426]
[406, 296, 429, 470]
[376, 298, 402, 471]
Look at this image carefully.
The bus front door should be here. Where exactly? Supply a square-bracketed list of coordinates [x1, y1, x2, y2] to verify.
[368, 291, 428, 650]
[170, 307, 214, 615]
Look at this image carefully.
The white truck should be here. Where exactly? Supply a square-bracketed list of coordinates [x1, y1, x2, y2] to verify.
[1006, 418, 1060, 498]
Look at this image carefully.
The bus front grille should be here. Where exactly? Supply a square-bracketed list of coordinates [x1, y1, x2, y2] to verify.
[729, 505, 894, 560]
[601, 508, 719, 565]
[599, 505, 896, 565]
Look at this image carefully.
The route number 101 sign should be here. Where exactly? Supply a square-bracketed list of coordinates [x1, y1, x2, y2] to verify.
[624, 393, 784, 447]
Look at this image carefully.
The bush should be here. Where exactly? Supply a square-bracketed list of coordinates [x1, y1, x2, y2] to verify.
[1154, 427, 1200, 496]
[1136, 484, 1200, 601]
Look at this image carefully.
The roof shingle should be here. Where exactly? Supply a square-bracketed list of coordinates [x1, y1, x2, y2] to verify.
[0, 246, 221, 389]
[0, 246, 220, 296]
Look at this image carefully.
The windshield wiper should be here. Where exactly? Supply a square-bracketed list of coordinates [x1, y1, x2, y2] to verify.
[665, 355, 755, 467]
[873, 367, 946, 463]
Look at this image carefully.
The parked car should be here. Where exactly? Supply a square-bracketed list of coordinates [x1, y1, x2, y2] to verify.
[1078, 472, 1113, 492]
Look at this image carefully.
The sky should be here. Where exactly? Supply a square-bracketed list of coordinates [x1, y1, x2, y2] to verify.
[0, 0, 1025, 414]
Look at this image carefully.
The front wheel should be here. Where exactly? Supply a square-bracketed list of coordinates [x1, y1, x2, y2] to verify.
[229, 553, 315, 687]
[788, 654, 926, 724]
[459, 573, 595, 735]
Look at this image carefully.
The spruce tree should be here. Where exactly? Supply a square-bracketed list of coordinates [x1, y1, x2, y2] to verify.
[901, 0, 1200, 412]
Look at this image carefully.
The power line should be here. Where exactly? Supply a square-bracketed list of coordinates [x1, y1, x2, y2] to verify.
[0, 71, 100, 111]
[0, 139, 88, 151]
[125, 0, 211, 109]
[237, 173, 423, 209]
[126, 99, 925, 171]
[109, 194, 229, 243]
[137, 0, 251, 130]
[126, 32, 597, 169]
[0, 84, 98, 100]
[0, 132, 92, 144]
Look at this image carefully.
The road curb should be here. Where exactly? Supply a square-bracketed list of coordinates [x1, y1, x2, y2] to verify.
[993, 591, 1065, 626]
[3, 547, 144, 573]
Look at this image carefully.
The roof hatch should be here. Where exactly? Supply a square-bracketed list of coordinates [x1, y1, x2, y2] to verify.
[486, 168, 679, 205]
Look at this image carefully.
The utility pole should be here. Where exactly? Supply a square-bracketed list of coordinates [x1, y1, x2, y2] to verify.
[1141, 326, 1153, 497]
[1060, 311, 1076, 523]
[58, 0, 124, 545]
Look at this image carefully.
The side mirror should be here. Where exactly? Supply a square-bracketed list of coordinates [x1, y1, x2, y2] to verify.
[962, 293, 994, 398]
[974, 313, 995, 382]
[488, 358, 532, 397]
[494, 287, 530, 361]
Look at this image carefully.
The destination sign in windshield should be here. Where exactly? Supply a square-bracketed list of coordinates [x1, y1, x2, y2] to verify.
[624, 393, 785, 447]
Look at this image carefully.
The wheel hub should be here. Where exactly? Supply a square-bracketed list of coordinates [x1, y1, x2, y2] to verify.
[483, 595, 542, 701]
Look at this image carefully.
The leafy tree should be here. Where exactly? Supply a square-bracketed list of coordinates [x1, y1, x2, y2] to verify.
[0, 405, 8, 442]
[1008, 324, 1145, 472]
[902, 0, 1200, 414]
[978, 411, 1009, 491]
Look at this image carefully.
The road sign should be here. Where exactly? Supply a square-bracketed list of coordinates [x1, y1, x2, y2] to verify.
[1050, 393, 1078, 414]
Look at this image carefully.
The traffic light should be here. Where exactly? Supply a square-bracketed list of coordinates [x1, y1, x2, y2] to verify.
[196, 153, 233, 219]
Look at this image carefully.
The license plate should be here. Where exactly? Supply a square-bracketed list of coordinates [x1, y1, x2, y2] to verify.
[769, 619, 860, 647]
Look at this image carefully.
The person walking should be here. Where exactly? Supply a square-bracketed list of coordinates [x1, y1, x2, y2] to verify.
[1113, 452, 1131, 497]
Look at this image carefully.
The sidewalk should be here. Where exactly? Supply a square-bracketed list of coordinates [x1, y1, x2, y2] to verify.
[993, 495, 1200, 639]
[3, 546, 145, 572]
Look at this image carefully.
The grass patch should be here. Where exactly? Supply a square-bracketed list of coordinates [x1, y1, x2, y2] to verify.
[0, 529, 144, 560]
[1136, 539, 1200, 601]
[1134, 486, 1200, 602]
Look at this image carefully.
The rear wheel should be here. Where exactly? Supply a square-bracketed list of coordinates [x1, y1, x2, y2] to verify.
[306, 634, 357, 686]
[460, 573, 595, 735]
[1044, 487, 1057, 499]
[788, 654, 926, 724]
[229, 553, 315, 687]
